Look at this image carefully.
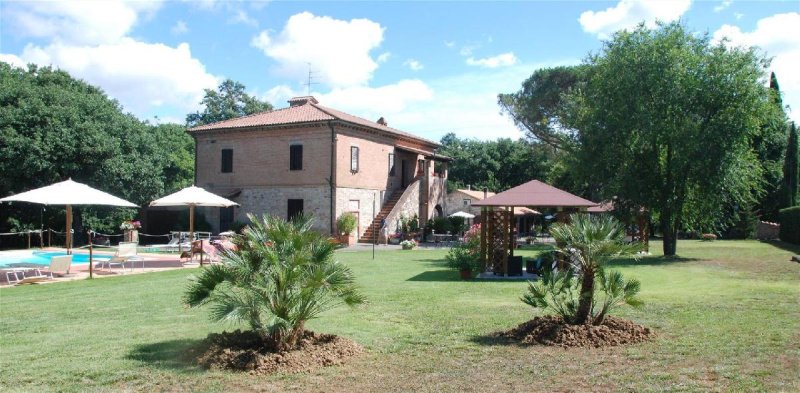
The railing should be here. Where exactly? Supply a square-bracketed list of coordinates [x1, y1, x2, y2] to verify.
[383, 179, 421, 233]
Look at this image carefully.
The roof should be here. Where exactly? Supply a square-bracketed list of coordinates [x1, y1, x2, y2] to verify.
[472, 180, 597, 208]
[514, 207, 541, 215]
[187, 97, 440, 147]
[587, 201, 614, 213]
[456, 189, 496, 200]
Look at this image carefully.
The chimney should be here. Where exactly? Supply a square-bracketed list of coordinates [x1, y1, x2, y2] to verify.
[376, 117, 387, 126]
[484, 187, 488, 199]
[467, 184, 471, 191]
[288, 96, 319, 107]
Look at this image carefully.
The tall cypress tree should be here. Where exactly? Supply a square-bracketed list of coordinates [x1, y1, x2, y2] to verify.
[784, 122, 799, 208]
[754, 72, 789, 220]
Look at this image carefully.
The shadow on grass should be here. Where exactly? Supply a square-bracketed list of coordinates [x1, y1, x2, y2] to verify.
[126, 338, 209, 373]
[406, 270, 460, 282]
[759, 240, 800, 256]
[606, 254, 699, 268]
[468, 332, 524, 347]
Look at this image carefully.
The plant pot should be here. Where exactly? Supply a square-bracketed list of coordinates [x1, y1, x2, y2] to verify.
[459, 269, 472, 280]
[389, 237, 400, 245]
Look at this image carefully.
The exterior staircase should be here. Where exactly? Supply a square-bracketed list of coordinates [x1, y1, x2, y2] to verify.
[359, 190, 404, 243]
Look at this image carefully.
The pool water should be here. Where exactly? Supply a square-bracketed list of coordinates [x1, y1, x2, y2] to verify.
[0, 251, 110, 268]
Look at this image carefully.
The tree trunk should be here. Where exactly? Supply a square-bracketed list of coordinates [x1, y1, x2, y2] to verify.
[573, 265, 596, 325]
[662, 226, 677, 256]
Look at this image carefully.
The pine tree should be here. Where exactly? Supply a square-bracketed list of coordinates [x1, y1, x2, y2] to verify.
[784, 122, 799, 207]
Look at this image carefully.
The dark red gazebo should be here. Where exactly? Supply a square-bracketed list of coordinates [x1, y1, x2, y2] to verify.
[472, 180, 597, 276]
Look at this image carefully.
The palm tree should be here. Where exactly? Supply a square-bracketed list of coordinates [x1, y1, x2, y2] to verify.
[184, 214, 365, 351]
[549, 213, 642, 325]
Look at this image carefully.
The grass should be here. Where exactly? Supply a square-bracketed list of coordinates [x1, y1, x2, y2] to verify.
[1, 240, 798, 392]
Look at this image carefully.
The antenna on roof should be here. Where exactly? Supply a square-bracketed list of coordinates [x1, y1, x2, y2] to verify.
[304, 62, 319, 95]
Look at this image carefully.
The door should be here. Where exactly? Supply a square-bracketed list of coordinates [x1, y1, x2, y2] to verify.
[348, 200, 360, 240]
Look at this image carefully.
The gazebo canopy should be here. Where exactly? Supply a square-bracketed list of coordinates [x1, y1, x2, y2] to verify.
[472, 180, 596, 208]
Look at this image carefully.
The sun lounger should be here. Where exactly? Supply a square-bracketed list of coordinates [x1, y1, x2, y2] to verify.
[102, 242, 144, 273]
[15, 255, 73, 285]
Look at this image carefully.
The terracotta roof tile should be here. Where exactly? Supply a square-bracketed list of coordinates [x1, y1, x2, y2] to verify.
[456, 189, 496, 200]
[188, 98, 439, 147]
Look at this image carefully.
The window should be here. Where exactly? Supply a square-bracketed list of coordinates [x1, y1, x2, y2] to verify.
[288, 199, 304, 221]
[221, 149, 233, 173]
[351, 146, 359, 172]
[388, 153, 395, 176]
[219, 206, 234, 232]
[463, 199, 471, 206]
[290, 145, 303, 170]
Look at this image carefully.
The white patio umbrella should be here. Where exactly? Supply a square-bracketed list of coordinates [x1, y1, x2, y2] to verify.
[0, 179, 137, 254]
[448, 211, 476, 219]
[149, 185, 239, 247]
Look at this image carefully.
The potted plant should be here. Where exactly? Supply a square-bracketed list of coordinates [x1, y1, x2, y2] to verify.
[336, 213, 357, 246]
[120, 220, 141, 243]
[389, 232, 402, 245]
[400, 239, 416, 250]
[446, 242, 479, 280]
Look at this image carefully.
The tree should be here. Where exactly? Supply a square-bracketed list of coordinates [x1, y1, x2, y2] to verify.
[186, 79, 273, 127]
[571, 22, 771, 255]
[498, 65, 587, 151]
[523, 214, 643, 325]
[0, 62, 195, 236]
[784, 122, 799, 207]
[752, 72, 789, 221]
[184, 214, 365, 351]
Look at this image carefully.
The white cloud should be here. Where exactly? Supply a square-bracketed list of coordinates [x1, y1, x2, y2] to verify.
[444, 41, 455, 48]
[7, 39, 219, 115]
[714, 0, 732, 13]
[466, 52, 518, 68]
[579, 0, 692, 39]
[734, 12, 744, 20]
[3, 0, 162, 45]
[377, 52, 391, 63]
[0, 54, 26, 68]
[251, 12, 385, 88]
[229, 8, 258, 27]
[403, 59, 424, 71]
[171, 20, 189, 35]
[712, 12, 800, 121]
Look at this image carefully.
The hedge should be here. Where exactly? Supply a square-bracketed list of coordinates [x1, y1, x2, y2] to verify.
[779, 206, 800, 244]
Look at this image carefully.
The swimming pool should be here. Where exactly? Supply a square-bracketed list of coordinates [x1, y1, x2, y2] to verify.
[0, 250, 110, 268]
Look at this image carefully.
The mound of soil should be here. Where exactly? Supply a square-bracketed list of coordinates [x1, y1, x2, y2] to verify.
[197, 330, 362, 375]
[496, 315, 654, 348]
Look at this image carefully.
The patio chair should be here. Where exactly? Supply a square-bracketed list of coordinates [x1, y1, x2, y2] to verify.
[15, 255, 73, 284]
[104, 242, 144, 273]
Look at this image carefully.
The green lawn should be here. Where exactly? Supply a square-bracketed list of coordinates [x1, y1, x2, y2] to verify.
[1, 240, 798, 392]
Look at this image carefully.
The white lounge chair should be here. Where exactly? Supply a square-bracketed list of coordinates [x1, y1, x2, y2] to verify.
[15, 255, 73, 284]
[103, 242, 144, 273]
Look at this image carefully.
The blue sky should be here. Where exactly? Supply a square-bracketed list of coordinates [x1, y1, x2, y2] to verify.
[1, 0, 798, 142]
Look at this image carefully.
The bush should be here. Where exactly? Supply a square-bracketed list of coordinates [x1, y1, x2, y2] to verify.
[448, 216, 466, 234]
[779, 206, 800, 244]
[445, 238, 480, 273]
[400, 240, 416, 250]
[337, 213, 357, 236]
[431, 217, 452, 234]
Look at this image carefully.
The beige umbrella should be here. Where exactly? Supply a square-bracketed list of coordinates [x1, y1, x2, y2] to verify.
[149, 186, 239, 260]
[0, 179, 137, 254]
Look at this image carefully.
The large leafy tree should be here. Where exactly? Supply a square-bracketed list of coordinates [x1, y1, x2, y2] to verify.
[0, 62, 194, 235]
[186, 79, 273, 127]
[571, 22, 772, 255]
[498, 65, 587, 152]
[184, 214, 365, 351]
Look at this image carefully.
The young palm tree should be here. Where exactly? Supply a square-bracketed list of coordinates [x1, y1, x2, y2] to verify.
[549, 213, 643, 325]
[183, 214, 365, 351]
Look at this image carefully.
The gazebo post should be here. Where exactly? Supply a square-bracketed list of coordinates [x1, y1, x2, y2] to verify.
[503, 206, 510, 277]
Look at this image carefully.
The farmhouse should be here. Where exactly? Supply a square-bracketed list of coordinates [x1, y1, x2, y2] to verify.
[187, 96, 449, 241]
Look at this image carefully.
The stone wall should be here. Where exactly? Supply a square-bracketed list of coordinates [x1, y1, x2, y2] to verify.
[757, 221, 780, 240]
[335, 187, 383, 239]
[384, 179, 421, 234]
[202, 186, 332, 234]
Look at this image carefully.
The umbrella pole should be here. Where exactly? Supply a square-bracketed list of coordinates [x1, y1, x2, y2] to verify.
[189, 205, 199, 266]
[88, 229, 93, 279]
[66, 205, 73, 255]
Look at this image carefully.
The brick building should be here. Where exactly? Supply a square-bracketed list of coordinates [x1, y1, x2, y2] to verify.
[187, 96, 449, 242]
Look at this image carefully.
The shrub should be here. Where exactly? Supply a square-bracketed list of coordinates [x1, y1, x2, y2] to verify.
[400, 240, 416, 250]
[183, 214, 365, 351]
[779, 206, 800, 244]
[337, 213, 357, 236]
[701, 233, 717, 241]
[445, 240, 480, 273]
[448, 216, 466, 234]
[431, 217, 452, 234]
